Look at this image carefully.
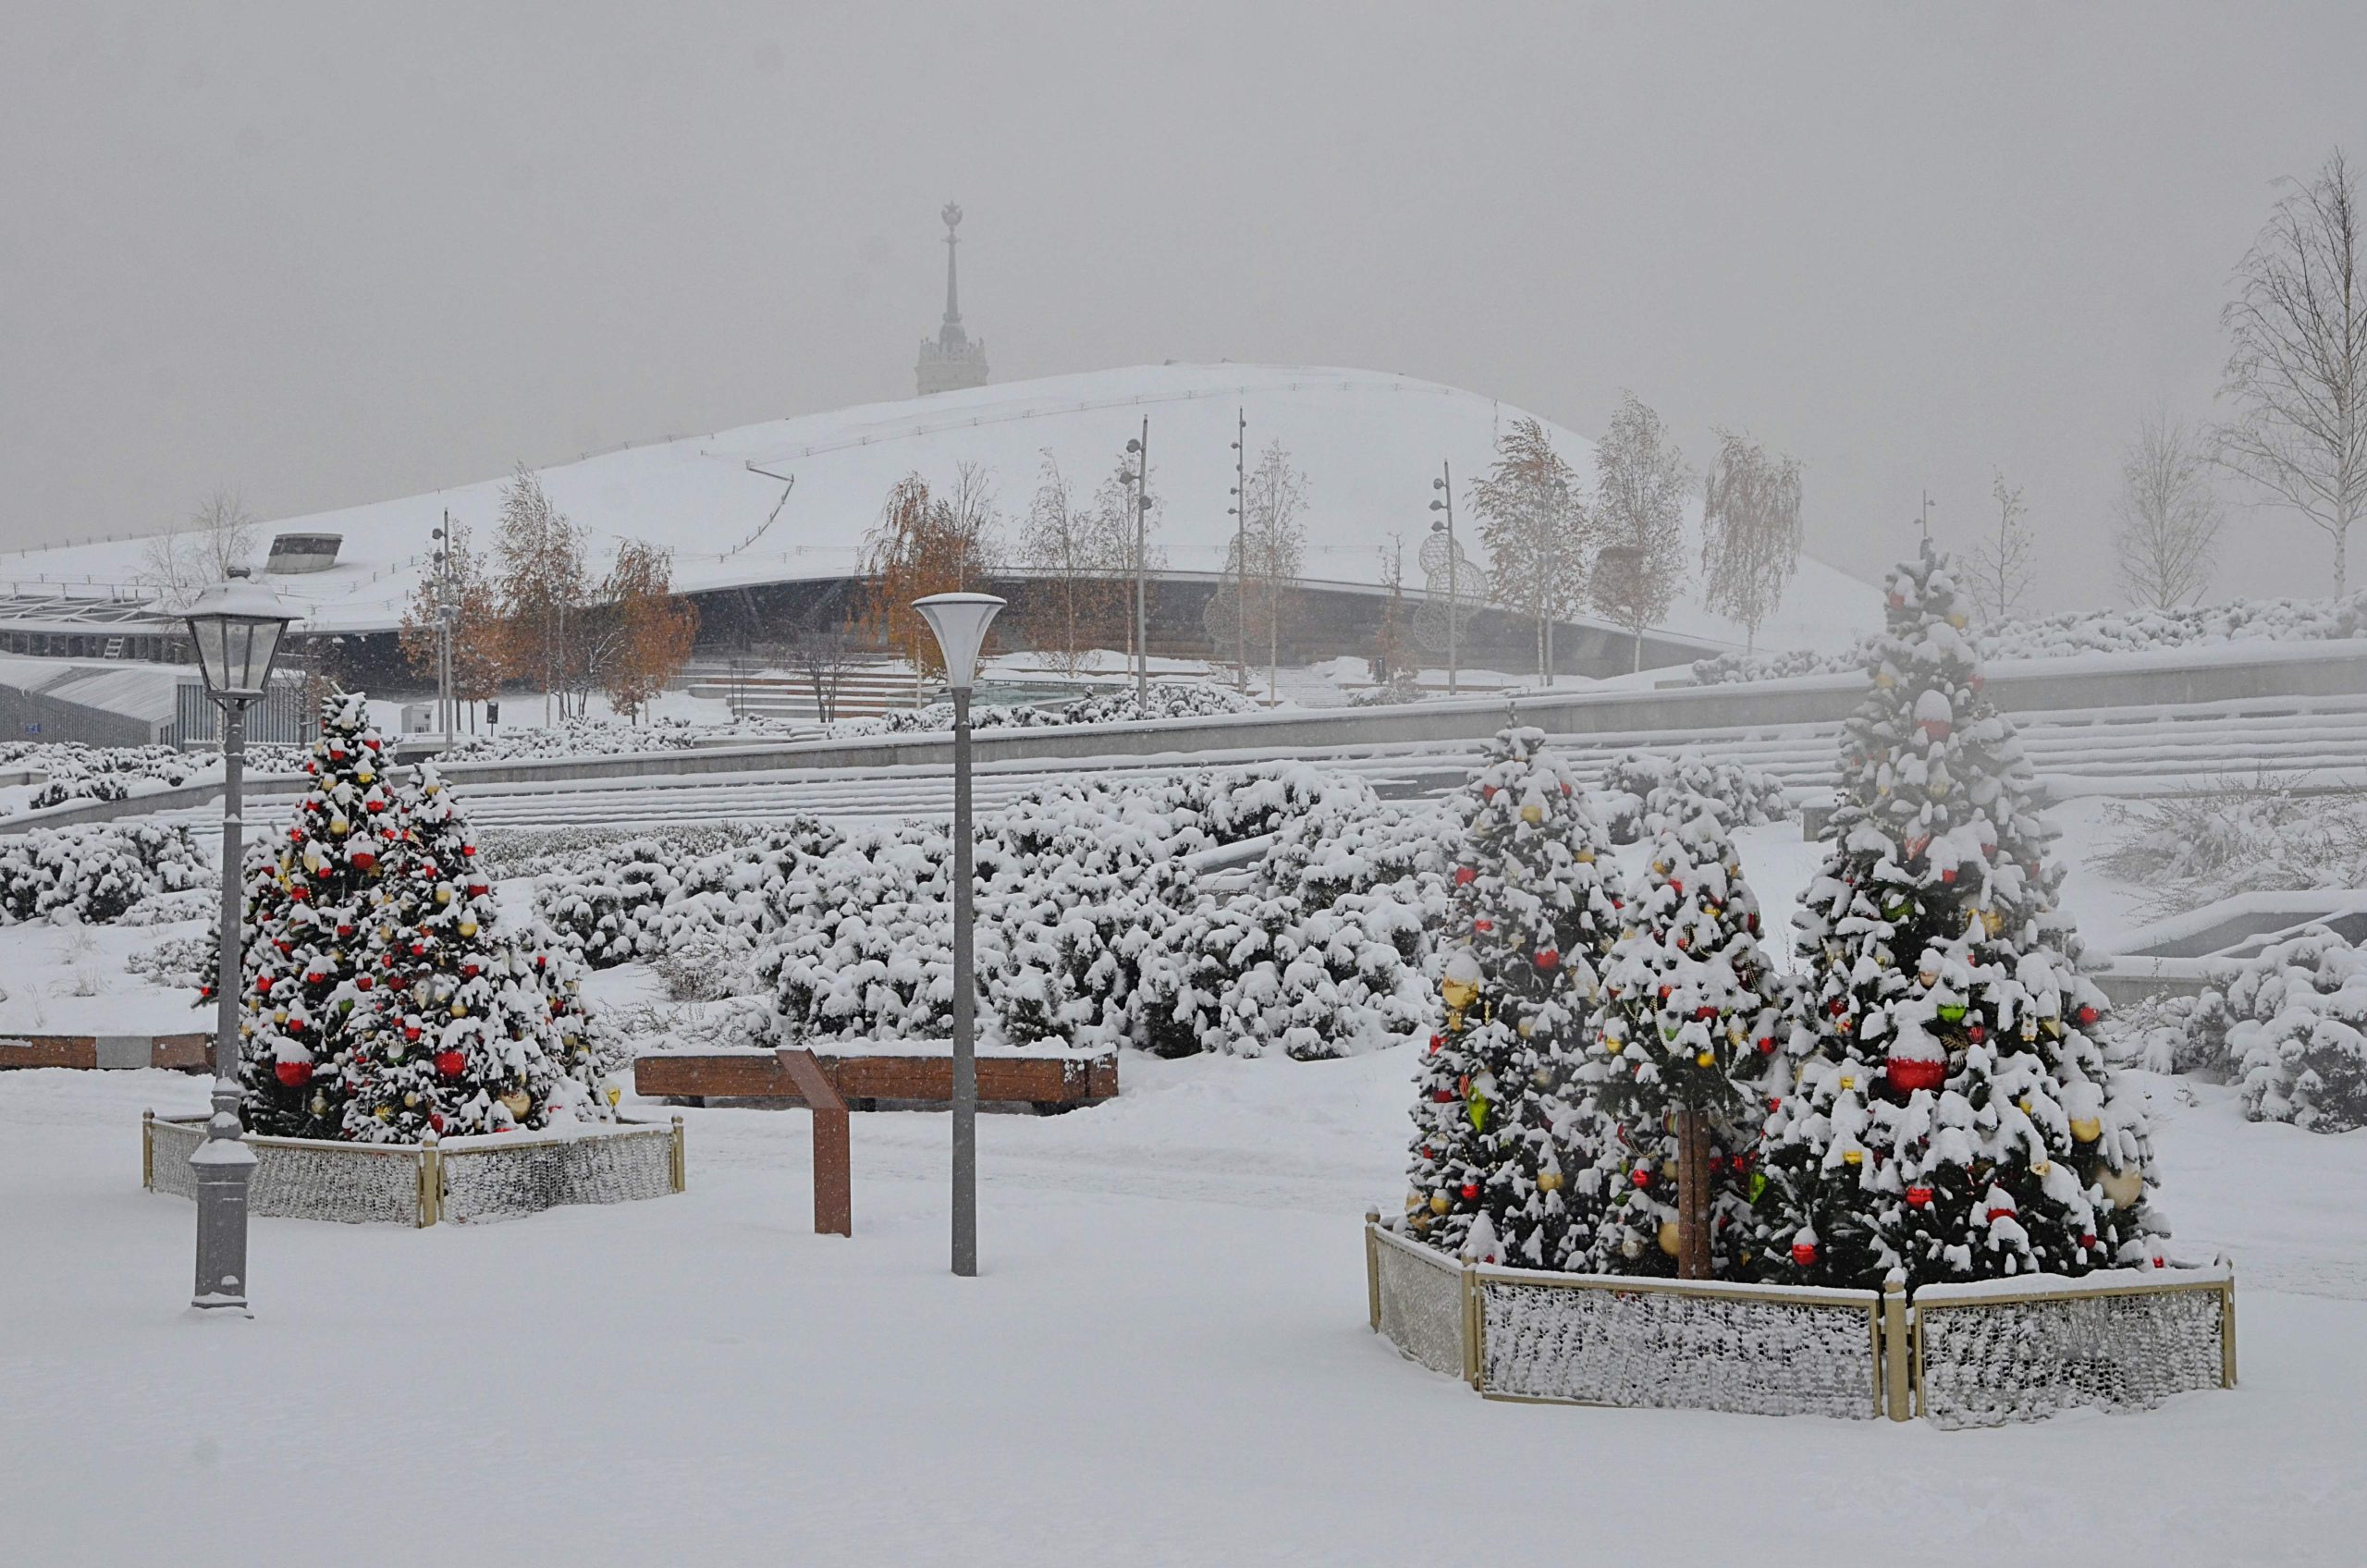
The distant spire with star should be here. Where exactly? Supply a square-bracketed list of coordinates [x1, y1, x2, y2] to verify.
[916, 202, 989, 396]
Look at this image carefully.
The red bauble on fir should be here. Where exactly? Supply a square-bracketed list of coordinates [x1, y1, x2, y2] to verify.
[1630, 1168, 1651, 1188]
[1756, 1035, 1776, 1054]
[351, 850, 377, 872]
[2079, 1232, 2097, 1249]
[461, 844, 476, 858]
[1906, 1185, 1934, 1208]
[255, 974, 273, 994]
[1940, 866, 1958, 884]
[435, 1050, 466, 1078]
[461, 962, 481, 979]
[1459, 1182, 1479, 1201]
[1453, 866, 1477, 886]
[356, 974, 374, 992]
[1791, 1240, 1820, 1267]
[1473, 918, 1492, 933]
[1658, 985, 1674, 1001]
[1432, 1088, 1453, 1103]
[428, 1112, 445, 1133]
[289, 885, 310, 903]
[337, 922, 354, 937]
[402, 1024, 423, 1043]
[410, 942, 426, 957]
[2077, 1004, 2100, 1025]
[1693, 1005, 1716, 1022]
[1968, 1023, 1985, 1042]
[275, 1060, 313, 1087]
[1986, 1201, 2017, 1222]
[1886, 1056, 1946, 1094]
[1533, 949, 1559, 971]
[1481, 785, 1498, 802]
[1427, 1033, 1443, 1053]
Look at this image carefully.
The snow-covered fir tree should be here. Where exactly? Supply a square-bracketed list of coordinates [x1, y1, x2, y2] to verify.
[1403, 728, 1624, 1268]
[239, 693, 399, 1137]
[1580, 802, 1784, 1277]
[1755, 545, 2167, 1289]
[339, 762, 607, 1140]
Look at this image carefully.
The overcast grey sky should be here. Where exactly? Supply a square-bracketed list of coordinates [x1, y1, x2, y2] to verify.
[3, 2, 2361, 606]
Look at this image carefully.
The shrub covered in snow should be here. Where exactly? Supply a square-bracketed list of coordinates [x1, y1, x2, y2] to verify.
[0, 741, 313, 817]
[437, 717, 730, 762]
[532, 818, 842, 970]
[2157, 926, 2367, 1133]
[2093, 778, 2367, 915]
[1134, 888, 1428, 1060]
[1691, 589, 2367, 686]
[1598, 751, 1791, 844]
[827, 680, 1263, 739]
[0, 822, 211, 924]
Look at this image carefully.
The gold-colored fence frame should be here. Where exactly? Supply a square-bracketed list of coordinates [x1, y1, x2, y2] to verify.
[144, 1109, 688, 1227]
[1909, 1262, 2238, 1419]
[1365, 1215, 2237, 1425]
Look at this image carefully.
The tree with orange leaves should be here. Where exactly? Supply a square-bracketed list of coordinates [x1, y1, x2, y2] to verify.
[864, 467, 1000, 683]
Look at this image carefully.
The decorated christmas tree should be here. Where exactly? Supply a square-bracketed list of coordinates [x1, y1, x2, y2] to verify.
[238, 693, 399, 1137]
[1402, 728, 1625, 1268]
[1580, 802, 1785, 1277]
[1755, 545, 2166, 1289]
[338, 761, 608, 1141]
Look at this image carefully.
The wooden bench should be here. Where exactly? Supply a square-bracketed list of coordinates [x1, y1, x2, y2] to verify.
[635, 1044, 1118, 1114]
[0, 1032, 211, 1072]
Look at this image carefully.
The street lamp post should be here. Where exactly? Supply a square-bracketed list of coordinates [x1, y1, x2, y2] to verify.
[1230, 409, 1247, 694]
[913, 590, 1005, 1279]
[1123, 423, 1150, 709]
[182, 570, 300, 1314]
[1429, 461, 1458, 697]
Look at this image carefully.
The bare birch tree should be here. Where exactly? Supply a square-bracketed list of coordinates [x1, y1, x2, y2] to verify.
[2115, 410, 2224, 609]
[1589, 394, 1690, 673]
[1699, 430, 1804, 654]
[1961, 471, 2037, 624]
[1019, 450, 1126, 678]
[493, 465, 586, 722]
[141, 488, 262, 609]
[1238, 440, 1306, 702]
[2217, 149, 2367, 593]
[1470, 418, 1588, 683]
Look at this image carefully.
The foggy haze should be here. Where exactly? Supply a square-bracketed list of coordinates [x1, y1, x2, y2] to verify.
[3, 1, 2362, 608]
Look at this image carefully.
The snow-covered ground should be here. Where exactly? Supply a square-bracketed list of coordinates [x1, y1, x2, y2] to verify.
[2, 1053, 2360, 1567]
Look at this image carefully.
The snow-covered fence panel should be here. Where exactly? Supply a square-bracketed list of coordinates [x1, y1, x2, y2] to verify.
[1475, 1269, 1883, 1419]
[1369, 1220, 1473, 1380]
[1364, 1217, 1883, 1416]
[438, 1121, 681, 1223]
[1912, 1264, 2236, 1429]
[143, 1112, 684, 1227]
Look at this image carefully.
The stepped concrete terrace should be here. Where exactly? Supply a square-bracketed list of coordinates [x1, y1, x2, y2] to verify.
[14, 639, 2367, 837]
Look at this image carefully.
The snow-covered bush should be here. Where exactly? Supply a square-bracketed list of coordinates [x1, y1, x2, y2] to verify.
[2154, 926, 2367, 1132]
[826, 680, 1262, 739]
[128, 932, 213, 993]
[1134, 888, 1428, 1060]
[1598, 751, 1791, 844]
[1692, 588, 2367, 686]
[117, 887, 217, 926]
[532, 818, 841, 970]
[2094, 778, 2367, 915]
[0, 823, 211, 924]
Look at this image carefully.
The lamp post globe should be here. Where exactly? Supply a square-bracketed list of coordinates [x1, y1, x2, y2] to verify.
[912, 591, 1004, 1278]
[182, 569, 300, 1315]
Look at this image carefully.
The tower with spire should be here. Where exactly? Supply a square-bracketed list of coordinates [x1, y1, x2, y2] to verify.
[915, 202, 989, 396]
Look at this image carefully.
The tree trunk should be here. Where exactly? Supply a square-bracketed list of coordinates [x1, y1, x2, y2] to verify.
[2338, 521, 2350, 597]
[1631, 622, 1645, 676]
[1676, 1106, 1712, 1280]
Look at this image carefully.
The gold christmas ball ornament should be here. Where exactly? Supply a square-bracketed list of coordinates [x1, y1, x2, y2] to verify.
[1657, 1221, 1681, 1256]
[1441, 980, 1478, 1012]
[1429, 1193, 1452, 1215]
[2101, 1165, 2144, 1209]
[1838, 1074, 1856, 1093]
[1843, 1148, 1863, 1166]
[2069, 1117, 2103, 1143]
[1406, 1191, 1425, 1212]
[450, 1003, 468, 1019]
[1520, 802, 1545, 826]
[435, 887, 453, 906]
[1537, 1170, 1564, 1193]
[497, 1088, 533, 1119]
[1695, 1050, 1715, 1069]
[330, 816, 350, 837]
[1621, 1235, 1645, 1260]
[459, 920, 479, 938]
[1576, 848, 1596, 864]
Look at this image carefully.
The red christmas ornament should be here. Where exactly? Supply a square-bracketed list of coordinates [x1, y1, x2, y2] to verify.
[275, 1060, 313, 1087]
[462, 962, 481, 979]
[337, 922, 353, 937]
[1432, 1088, 1453, 1103]
[2077, 1004, 2100, 1025]
[329, 747, 347, 762]
[1658, 985, 1674, 1001]
[1968, 1023, 1985, 1043]
[1906, 1185, 1934, 1208]
[2079, 1232, 2097, 1249]
[197, 985, 214, 1001]
[1886, 1056, 1946, 1094]
[1767, 1096, 1783, 1112]
[1630, 1168, 1651, 1188]
[1481, 785, 1498, 802]
[1708, 1155, 1726, 1174]
[291, 828, 306, 844]
[356, 974, 374, 992]
[1669, 879, 1685, 896]
[1986, 1202, 2017, 1222]
[290, 886, 310, 903]
[1473, 918, 1493, 933]
[461, 844, 477, 858]
[411, 942, 426, 957]
[428, 1112, 445, 1133]
[1756, 1035, 1776, 1054]
[1791, 1240, 1820, 1267]
[1533, 949, 1560, 971]
[366, 798, 385, 813]
[1427, 1033, 1443, 1053]
[255, 974, 273, 994]
[435, 1050, 465, 1078]
[403, 1024, 423, 1043]
[1459, 1182, 1479, 1201]
[351, 850, 377, 872]
[1940, 867, 1958, 884]
[1453, 866, 1477, 886]
[1559, 780, 1572, 796]
[1693, 1005, 1716, 1022]
[1828, 998, 1848, 1017]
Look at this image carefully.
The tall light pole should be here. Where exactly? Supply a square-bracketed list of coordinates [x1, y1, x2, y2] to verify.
[431, 514, 459, 745]
[1124, 423, 1150, 709]
[182, 570, 300, 1314]
[1429, 461, 1458, 697]
[1229, 409, 1248, 694]
[914, 590, 1004, 1279]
